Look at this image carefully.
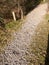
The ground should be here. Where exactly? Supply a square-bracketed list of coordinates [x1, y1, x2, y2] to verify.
[0, 3, 48, 65]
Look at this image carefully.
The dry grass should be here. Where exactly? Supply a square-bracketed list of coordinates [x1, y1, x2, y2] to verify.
[0, 19, 25, 52]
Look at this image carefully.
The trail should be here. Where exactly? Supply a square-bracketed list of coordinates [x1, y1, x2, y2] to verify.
[0, 3, 47, 65]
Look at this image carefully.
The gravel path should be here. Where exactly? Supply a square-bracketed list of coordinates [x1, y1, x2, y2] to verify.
[0, 3, 47, 65]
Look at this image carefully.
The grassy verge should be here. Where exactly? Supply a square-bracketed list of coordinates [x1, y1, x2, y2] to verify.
[45, 13, 49, 33]
[5, 19, 24, 31]
[0, 19, 25, 52]
[41, 0, 47, 4]
[0, 29, 8, 52]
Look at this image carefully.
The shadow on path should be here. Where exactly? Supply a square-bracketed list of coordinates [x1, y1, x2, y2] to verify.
[45, 34, 49, 65]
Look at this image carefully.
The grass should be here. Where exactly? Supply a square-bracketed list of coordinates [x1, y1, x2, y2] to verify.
[0, 19, 25, 52]
[41, 0, 47, 4]
[45, 14, 49, 20]
[45, 13, 49, 33]
[0, 29, 8, 52]
[5, 19, 24, 31]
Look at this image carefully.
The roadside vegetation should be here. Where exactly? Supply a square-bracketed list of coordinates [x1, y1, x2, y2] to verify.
[45, 13, 49, 32]
[0, 19, 25, 52]
[5, 19, 24, 31]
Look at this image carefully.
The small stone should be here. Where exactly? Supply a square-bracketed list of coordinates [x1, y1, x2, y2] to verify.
[5, 64, 8, 65]
[13, 50, 19, 54]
